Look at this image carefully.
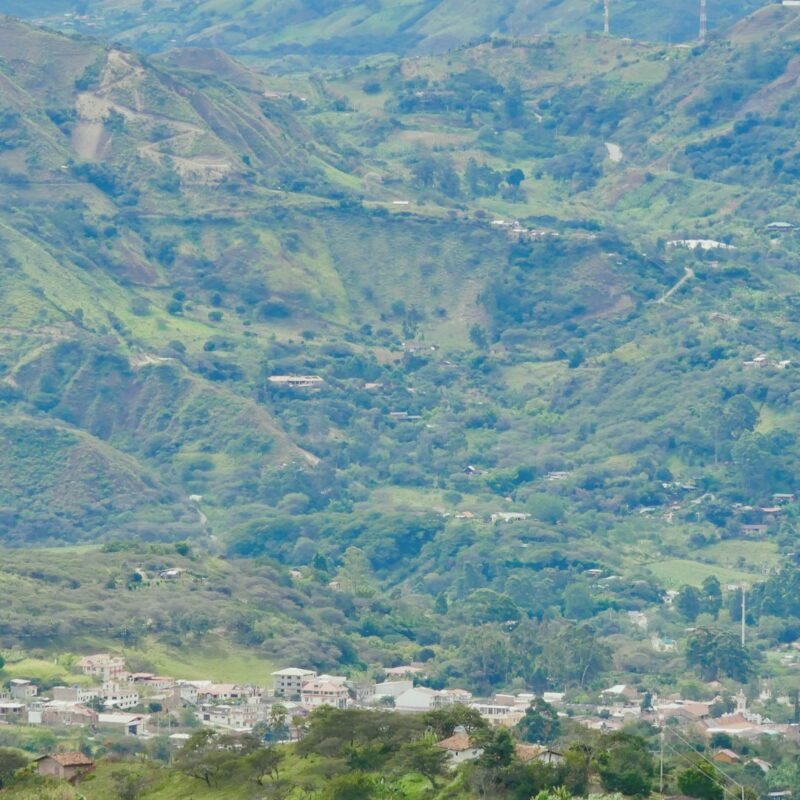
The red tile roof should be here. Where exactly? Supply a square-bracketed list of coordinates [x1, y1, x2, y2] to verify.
[437, 733, 474, 752]
[46, 752, 95, 767]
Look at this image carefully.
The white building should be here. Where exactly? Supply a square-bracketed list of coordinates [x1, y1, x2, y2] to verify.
[9, 679, 37, 700]
[300, 680, 349, 710]
[374, 680, 414, 700]
[97, 712, 147, 736]
[394, 687, 458, 712]
[437, 733, 483, 766]
[268, 376, 324, 389]
[272, 668, 317, 697]
[101, 683, 140, 710]
[200, 703, 264, 732]
[469, 702, 524, 727]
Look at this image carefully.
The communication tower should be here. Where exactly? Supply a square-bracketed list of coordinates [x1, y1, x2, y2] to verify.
[699, 0, 707, 43]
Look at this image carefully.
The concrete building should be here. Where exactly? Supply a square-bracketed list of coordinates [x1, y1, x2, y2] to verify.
[272, 668, 317, 697]
[300, 679, 350, 710]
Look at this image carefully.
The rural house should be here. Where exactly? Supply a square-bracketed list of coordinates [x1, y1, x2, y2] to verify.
[36, 752, 95, 783]
[437, 733, 483, 766]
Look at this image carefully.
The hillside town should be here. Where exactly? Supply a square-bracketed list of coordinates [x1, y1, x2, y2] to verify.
[3, 653, 798, 763]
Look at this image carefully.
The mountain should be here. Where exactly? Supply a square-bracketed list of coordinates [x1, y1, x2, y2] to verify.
[0, 17, 330, 541]
[10, 0, 766, 69]
[2, 6, 800, 544]
[2, 4, 800, 699]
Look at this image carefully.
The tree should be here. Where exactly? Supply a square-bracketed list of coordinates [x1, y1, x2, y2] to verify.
[464, 589, 521, 623]
[478, 728, 515, 768]
[676, 585, 701, 622]
[87, 696, 106, 712]
[399, 738, 449, 787]
[768, 761, 800, 800]
[461, 625, 513, 689]
[722, 395, 758, 440]
[175, 729, 236, 788]
[410, 153, 437, 187]
[686, 627, 755, 682]
[595, 732, 654, 797]
[0, 748, 27, 789]
[517, 698, 561, 744]
[504, 79, 524, 122]
[323, 772, 376, 800]
[563, 583, 594, 620]
[507, 168, 526, 188]
[678, 762, 724, 800]
[338, 546, 375, 597]
[424, 705, 487, 738]
[111, 769, 149, 800]
[701, 576, 723, 618]
[469, 324, 488, 349]
[542, 624, 612, 688]
[247, 747, 284, 785]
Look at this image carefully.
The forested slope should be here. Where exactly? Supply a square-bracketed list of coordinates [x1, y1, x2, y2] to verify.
[3, 5, 800, 696]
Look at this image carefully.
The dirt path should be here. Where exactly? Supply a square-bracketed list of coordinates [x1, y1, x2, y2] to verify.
[71, 49, 232, 179]
[656, 266, 695, 304]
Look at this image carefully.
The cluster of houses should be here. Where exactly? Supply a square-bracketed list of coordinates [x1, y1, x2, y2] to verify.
[8, 653, 800, 787]
[490, 219, 557, 243]
[267, 375, 325, 389]
[5, 655, 800, 752]
[742, 353, 792, 370]
[641, 486, 795, 530]
[584, 683, 798, 747]
[666, 238, 735, 251]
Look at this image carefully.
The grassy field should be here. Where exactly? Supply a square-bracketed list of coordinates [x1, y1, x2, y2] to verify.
[646, 558, 755, 589]
[122, 636, 276, 684]
[699, 539, 781, 572]
[0, 657, 84, 686]
[0, 644, 273, 689]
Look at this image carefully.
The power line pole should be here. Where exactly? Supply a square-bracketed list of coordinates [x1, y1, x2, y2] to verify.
[699, 0, 707, 44]
[604, 0, 610, 35]
[659, 724, 665, 794]
[741, 585, 747, 646]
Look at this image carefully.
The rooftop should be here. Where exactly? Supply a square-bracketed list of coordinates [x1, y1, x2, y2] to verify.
[38, 752, 94, 767]
[437, 733, 474, 752]
[272, 668, 316, 677]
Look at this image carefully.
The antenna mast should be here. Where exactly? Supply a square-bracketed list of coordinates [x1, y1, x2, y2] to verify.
[604, 0, 610, 35]
[741, 585, 747, 646]
[699, 0, 707, 44]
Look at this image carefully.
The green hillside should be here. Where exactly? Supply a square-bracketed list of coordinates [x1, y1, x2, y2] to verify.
[3, 3, 800, 739]
[9, 0, 767, 68]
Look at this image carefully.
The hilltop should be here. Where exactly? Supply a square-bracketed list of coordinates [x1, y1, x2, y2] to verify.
[9, 0, 767, 69]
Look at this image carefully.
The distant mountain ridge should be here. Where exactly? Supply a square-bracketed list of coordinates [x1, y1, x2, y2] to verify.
[7, 0, 767, 69]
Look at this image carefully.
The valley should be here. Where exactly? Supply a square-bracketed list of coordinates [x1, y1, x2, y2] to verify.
[2, 1, 800, 798]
